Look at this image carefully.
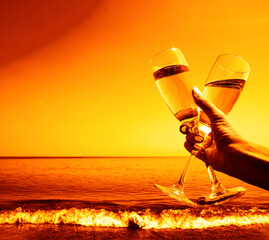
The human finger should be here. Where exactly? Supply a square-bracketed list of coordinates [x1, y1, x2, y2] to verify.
[184, 141, 195, 153]
[185, 132, 204, 143]
[192, 87, 226, 122]
[179, 123, 191, 134]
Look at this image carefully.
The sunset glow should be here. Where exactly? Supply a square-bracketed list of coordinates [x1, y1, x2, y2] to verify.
[0, 0, 268, 156]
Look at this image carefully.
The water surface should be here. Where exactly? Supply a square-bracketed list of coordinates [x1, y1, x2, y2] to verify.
[0, 157, 269, 239]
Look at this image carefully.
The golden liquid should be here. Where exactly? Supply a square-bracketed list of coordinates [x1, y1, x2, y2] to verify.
[174, 108, 198, 123]
[203, 79, 246, 115]
[154, 65, 197, 123]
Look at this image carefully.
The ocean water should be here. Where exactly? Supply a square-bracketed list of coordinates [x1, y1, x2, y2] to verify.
[0, 157, 269, 240]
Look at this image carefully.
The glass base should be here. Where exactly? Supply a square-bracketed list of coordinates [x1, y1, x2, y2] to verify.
[196, 186, 247, 205]
[154, 184, 198, 207]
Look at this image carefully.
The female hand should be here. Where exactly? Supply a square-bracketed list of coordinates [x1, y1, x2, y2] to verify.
[181, 87, 269, 190]
[181, 87, 245, 174]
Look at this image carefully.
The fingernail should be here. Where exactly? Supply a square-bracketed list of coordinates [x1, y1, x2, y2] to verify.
[193, 86, 202, 98]
[194, 143, 203, 150]
[194, 135, 204, 143]
[180, 125, 187, 133]
[180, 124, 190, 134]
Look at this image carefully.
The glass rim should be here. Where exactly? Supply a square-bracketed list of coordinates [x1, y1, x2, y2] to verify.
[215, 54, 250, 74]
[150, 47, 181, 67]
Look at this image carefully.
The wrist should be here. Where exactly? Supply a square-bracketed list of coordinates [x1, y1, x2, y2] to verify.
[226, 140, 269, 190]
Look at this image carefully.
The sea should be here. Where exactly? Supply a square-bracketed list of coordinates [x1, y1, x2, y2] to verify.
[0, 157, 269, 240]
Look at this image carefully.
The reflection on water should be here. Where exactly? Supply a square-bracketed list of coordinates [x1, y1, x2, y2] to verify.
[0, 157, 268, 206]
[0, 157, 269, 234]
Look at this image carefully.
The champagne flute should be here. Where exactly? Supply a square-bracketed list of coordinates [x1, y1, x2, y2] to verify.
[150, 47, 200, 207]
[196, 54, 250, 205]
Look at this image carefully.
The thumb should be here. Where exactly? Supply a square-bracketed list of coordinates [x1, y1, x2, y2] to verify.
[192, 87, 226, 123]
[192, 87, 240, 146]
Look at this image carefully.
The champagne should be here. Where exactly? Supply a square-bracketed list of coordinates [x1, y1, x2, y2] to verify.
[203, 79, 246, 115]
[153, 65, 198, 123]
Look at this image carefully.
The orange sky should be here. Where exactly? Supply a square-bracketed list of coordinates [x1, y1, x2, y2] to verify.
[0, 0, 268, 156]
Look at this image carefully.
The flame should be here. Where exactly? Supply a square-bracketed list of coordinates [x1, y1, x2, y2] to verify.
[0, 207, 269, 229]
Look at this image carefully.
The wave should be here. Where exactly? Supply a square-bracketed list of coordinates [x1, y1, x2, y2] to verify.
[1, 200, 269, 229]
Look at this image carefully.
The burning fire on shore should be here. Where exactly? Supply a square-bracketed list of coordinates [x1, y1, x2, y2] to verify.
[1, 207, 269, 229]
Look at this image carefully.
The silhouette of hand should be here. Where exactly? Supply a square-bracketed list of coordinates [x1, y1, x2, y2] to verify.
[181, 87, 245, 173]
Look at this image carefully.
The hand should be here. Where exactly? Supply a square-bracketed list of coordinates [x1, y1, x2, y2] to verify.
[181, 87, 246, 174]
[181, 87, 269, 190]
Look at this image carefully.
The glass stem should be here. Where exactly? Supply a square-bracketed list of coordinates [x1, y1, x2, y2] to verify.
[175, 151, 197, 191]
[207, 165, 226, 193]
[175, 108, 200, 191]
